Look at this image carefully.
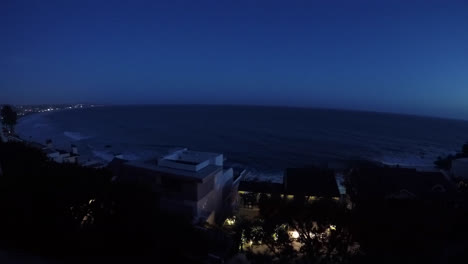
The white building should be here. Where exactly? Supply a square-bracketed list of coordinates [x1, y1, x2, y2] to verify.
[109, 148, 243, 225]
[452, 158, 468, 180]
[43, 145, 79, 164]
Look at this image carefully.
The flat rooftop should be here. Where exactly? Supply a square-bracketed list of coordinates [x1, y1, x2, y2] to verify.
[172, 159, 199, 165]
[124, 159, 222, 182]
[284, 167, 340, 197]
[162, 149, 222, 164]
[239, 180, 283, 194]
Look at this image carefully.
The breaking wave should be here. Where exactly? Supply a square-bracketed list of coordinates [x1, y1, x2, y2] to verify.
[64, 131, 91, 141]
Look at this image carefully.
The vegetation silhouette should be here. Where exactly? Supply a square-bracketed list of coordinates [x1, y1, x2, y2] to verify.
[1, 139, 468, 263]
[1, 105, 17, 133]
[0, 141, 225, 262]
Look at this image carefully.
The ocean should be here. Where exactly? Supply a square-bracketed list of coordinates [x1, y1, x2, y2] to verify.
[16, 105, 468, 182]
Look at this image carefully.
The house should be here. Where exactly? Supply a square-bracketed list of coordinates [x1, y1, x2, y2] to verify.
[452, 158, 468, 180]
[347, 167, 455, 205]
[284, 167, 341, 201]
[238, 180, 283, 209]
[41, 144, 79, 164]
[46, 149, 70, 163]
[44, 148, 60, 160]
[238, 180, 283, 195]
[62, 151, 79, 163]
[108, 148, 243, 225]
[237, 167, 341, 219]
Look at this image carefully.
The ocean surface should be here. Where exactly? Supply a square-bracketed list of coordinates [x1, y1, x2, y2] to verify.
[16, 105, 468, 182]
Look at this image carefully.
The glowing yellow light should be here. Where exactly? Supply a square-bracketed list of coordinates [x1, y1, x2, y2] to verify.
[291, 230, 299, 239]
[329, 225, 336, 231]
[224, 217, 236, 226]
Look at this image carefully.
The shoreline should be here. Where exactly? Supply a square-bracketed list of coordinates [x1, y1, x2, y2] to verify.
[4, 129, 443, 183]
[14, 106, 451, 178]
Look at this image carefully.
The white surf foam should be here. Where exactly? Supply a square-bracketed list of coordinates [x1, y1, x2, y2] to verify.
[91, 150, 115, 162]
[64, 131, 91, 141]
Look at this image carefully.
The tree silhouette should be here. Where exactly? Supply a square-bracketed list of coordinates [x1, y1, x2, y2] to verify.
[1, 105, 18, 133]
[239, 193, 358, 263]
[462, 142, 468, 155]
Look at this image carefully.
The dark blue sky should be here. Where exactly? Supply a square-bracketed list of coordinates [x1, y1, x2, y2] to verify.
[1, 0, 467, 119]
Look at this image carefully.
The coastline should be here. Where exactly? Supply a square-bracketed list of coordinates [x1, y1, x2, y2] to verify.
[14, 105, 459, 179]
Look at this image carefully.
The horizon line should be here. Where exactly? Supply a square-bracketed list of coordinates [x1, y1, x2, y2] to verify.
[4, 102, 467, 122]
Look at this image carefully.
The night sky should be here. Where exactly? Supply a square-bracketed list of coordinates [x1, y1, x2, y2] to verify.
[1, 0, 467, 119]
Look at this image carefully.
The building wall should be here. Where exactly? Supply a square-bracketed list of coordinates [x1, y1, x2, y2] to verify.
[159, 176, 198, 201]
[218, 169, 234, 202]
[158, 153, 223, 172]
[63, 156, 78, 164]
[159, 197, 197, 219]
[117, 155, 235, 225]
[47, 152, 59, 158]
[158, 186, 218, 224]
[216, 168, 235, 221]
[197, 173, 216, 200]
[120, 165, 161, 188]
[159, 159, 198, 171]
[211, 154, 223, 166]
[195, 189, 217, 223]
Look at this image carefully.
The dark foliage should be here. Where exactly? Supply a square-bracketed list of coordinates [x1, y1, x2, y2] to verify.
[1, 105, 18, 133]
[237, 195, 358, 263]
[346, 182, 468, 264]
[238, 170, 468, 264]
[463, 143, 468, 155]
[0, 141, 218, 262]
